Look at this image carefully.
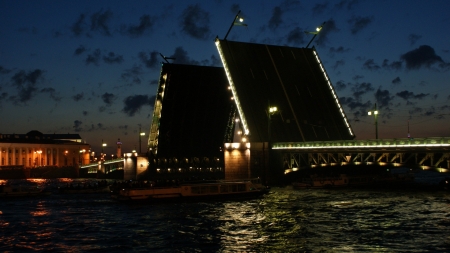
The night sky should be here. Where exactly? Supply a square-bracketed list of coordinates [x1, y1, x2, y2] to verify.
[1, 0, 449, 154]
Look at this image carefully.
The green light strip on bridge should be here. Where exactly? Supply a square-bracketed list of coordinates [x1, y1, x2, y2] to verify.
[272, 137, 450, 150]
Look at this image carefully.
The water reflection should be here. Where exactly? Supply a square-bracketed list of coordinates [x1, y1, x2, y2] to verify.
[1, 185, 450, 252]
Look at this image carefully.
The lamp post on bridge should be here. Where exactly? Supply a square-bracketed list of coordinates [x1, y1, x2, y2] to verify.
[139, 124, 145, 154]
[368, 103, 379, 139]
[101, 140, 107, 160]
[223, 10, 247, 40]
[268, 106, 278, 147]
[265, 104, 278, 185]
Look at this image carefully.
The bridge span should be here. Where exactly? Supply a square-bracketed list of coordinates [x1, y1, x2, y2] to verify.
[272, 137, 450, 174]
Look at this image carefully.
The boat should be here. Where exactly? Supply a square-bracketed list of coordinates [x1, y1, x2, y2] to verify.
[111, 178, 268, 201]
[57, 180, 110, 194]
[293, 174, 349, 189]
[0, 184, 49, 198]
[58, 185, 110, 194]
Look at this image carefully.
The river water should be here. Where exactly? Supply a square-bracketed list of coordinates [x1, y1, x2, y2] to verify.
[1, 175, 450, 252]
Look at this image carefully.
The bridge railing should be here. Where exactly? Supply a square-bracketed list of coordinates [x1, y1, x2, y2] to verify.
[272, 137, 450, 150]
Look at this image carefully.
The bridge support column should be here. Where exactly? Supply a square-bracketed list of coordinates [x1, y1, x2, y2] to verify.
[224, 142, 278, 184]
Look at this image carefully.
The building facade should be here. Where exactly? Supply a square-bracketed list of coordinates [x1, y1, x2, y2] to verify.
[0, 131, 90, 168]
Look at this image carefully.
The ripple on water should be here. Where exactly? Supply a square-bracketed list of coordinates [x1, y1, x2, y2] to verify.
[1, 185, 450, 252]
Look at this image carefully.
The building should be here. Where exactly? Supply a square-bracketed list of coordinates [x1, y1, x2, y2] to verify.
[0, 130, 90, 168]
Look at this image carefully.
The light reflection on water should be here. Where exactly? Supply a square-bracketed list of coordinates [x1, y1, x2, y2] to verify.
[1, 181, 450, 252]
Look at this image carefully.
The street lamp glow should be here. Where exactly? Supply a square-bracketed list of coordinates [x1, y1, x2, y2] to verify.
[269, 106, 278, 114]
[368, 103, 379, 139]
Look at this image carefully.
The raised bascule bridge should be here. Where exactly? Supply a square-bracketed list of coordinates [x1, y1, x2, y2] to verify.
[143, 39, 450, 184]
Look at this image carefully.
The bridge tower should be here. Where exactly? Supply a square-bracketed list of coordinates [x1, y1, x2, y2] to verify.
[116, 138, 122, 158]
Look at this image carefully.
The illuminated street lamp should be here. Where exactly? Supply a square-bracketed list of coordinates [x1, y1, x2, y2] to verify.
[36, 150, 42, 166]
[224, 10, 247, 40]
[101, 140, 107, 160]
[79, 149, 86, 165]
[305, 22, 325, 48]
[268, 105, 278, 145]
[139, 124, 145, 154]
[368, 103, 379, 139]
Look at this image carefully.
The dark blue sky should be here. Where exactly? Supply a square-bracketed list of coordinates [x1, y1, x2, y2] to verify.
[1, 0, 449, 153]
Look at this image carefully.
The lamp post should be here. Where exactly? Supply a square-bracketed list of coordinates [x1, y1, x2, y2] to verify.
[36, 150, 42, 166]
[101, 140, 107, 160]
[305, 22, 325, 48]
[268, 106, 278, 146]
[368, 103, 379, 139]
[79, 149, 85, 165]
[139, 124, 145, 154]
[224, 10, 247, 40]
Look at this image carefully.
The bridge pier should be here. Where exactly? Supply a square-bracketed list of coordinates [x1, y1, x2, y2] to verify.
[224, 142, 285, 185]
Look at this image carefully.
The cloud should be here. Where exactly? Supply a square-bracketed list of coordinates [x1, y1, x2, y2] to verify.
[179, 4, 211, 40]
[74, 45, 87, 55]
[269, 1, 301, 31]
[352, 75, 364, 81]
[329, 46, 349, 54]
[382, 59, 402, 70]
[122, 94, 154, 116]
[90, 10, 113, 36]
[362, 59, 380, 71]
[10, 69, 44, 103]
[396, 90, 429, 100]
[312, 3, 329, 16]
[73, 93, 84, 101]
[0, 66, 11, 74]
[103, 51, 124, 64]
[374, 87, 394, 108]
[85, 49, 101, 65]
[268, 6, 283, 30]
[40, 87, 61, 101]
[139, 50, 160, 69]
[333, 59, 345, 70]
[392, 77, 401, 84]
[121, 65, 143, 86]
[73, 120, 83, 132]
[335, 0, 360, 10]
[71, 14, 86, 36]
[170, 46, 200, 65]
[408, 34, 422, 46]
[286, 27, 305, 46]
[348, 15, 373, 35]
[85, 123, 107, 132]
[351, 82, 374, 100]
[230, 4, 240, 14]
[400, 45, 448, 70]
[339, 96, 371, 119]
[121, 14, 155, 37]
[335, 80, 347, 91]
[209, 54, 222, 67]
[101, 92, 116, 106]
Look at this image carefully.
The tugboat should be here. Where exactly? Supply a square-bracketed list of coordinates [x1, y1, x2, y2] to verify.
[111, 178, 268, 202]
